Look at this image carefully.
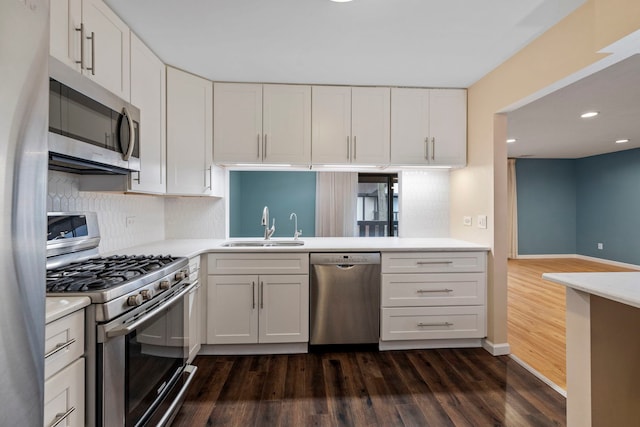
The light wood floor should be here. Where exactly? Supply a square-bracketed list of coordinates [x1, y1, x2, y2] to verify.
[507, 258, 635, 390]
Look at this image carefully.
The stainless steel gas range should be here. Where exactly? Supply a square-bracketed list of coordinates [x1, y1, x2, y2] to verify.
[46, 212, 197, 427]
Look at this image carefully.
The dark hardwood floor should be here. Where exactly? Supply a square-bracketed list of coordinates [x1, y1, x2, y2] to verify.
[173, 348, 565, 427]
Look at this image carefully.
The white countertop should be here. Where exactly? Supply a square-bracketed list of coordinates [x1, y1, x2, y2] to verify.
[543, 272, 640, 309]
[107, 237, 489, 259]
[46, 296, 91, 324]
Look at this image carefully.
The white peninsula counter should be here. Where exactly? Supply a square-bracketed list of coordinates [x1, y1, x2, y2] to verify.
[542, 271, 640, 427]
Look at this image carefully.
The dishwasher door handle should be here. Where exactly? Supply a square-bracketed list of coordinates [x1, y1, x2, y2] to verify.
[336, 264, 355, 270]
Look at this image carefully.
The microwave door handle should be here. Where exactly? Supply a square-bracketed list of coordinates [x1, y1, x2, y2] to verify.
[122, 107, 136, 161]
[106, 282, 195, 338]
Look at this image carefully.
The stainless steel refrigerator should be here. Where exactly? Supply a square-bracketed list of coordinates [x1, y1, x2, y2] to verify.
[0, 0, 49, 425]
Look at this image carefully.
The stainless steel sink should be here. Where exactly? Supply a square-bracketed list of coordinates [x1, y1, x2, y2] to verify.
[221, 240, 305, 247]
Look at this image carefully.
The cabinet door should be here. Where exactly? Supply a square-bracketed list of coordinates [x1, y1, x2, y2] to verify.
[352, 87, 390, 165]
[263, 84, 311, 164]
[44, 358, 85, 427]
[390, 88, 430, 165]
[50, 0, 82, 71]
[166, 67, 214, 195]
[82, 0, 130, 100]
[311, 86, 351, 165]
[259, 275, 309, 343]
[207, 275, 258, 344]
[213, 83, 263, 163]
[429, 89, 467, 166]
[130, 33, 166, 194]
[187, 283, 201, 363]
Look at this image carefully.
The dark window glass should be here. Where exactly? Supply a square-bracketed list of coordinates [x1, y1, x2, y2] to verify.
[357, 173, 398, 237]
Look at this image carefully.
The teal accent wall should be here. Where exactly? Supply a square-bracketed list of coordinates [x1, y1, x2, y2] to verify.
[516, 159, 577, 255]
[576, 149, 640, 264]
[516, 149, 640, 265]
[229, 171, 316, 238]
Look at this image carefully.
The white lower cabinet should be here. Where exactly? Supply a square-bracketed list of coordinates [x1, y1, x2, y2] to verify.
[206, 253, 309, 345]
[44, 308, 85, 427]
[207, 274, 309, 344]
[380, 251, 487, 344]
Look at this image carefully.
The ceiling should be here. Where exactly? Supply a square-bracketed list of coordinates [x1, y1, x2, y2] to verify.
[104, 0, 584, 88]
[506, 54, 640, 159]
[106, 0, 638, 161]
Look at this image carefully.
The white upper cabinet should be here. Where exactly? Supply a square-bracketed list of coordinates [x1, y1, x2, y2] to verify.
[129, 33, 166, 194]
[213, 83, 263, 163]
[166, 66, 215, 196]
[312, 86, 390, 165]
[311, 86, 351, 164]
[391, 88, 466, 167]
[351, 87, 391, 165]
[50, 0, 82, 71]
[50, 0, 131, 100]
[263, 84, 312, 165]
[213, 83, 311, 165]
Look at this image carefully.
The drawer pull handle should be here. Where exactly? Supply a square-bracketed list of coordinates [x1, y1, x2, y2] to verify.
[417, 289, 453, 294]
[45, 338, 76, 359]
[417, 322, 453, 327]
[50, 407, 75, 427]
[416, 261, 453, 265]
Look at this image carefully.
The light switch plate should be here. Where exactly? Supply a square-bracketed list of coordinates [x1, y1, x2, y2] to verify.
[477, 215, 487, 229]
[463, 216, 472, 226]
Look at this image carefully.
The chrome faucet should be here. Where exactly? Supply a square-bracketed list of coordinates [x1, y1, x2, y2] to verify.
[261, 206, 275, 240]
[289, 212, 302, 240]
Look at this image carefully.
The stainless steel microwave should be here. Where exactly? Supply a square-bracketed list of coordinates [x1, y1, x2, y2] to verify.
[48, 58, 140, 175]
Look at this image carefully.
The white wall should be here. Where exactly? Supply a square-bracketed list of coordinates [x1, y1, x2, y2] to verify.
[399, 170, 450, 237]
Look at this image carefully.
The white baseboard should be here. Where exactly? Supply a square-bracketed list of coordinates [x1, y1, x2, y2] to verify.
[481, 339, 510, 356]
[509, 354, 566, 397]
[515, 253, 640, 270]
[575, 254, 640, 270]
[516, 254, 578, 259]
[379, 338, 481, 351]
[199, 342, 308, 355]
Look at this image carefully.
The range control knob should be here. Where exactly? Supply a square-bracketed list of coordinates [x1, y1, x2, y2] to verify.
[140, 289, 154, 300]
[159, 280, 171, 290]
[175, 271, 187, 281]
[127, 294, 143, 307]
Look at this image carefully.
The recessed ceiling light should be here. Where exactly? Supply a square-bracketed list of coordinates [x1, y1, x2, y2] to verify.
[506, 138, 516, 143]
[580, 111, 599, 118]
[615, 139, 630, 144]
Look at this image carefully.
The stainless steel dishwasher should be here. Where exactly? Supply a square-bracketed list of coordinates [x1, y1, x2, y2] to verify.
[310, 253, 381, 345]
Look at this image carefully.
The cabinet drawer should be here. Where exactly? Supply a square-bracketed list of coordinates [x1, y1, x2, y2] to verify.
[381, 251, 486, 273]
[381, 306, 486, 341]
[208, 253, 309, 275]
[188, 256, 201, 281]
[45, 309, 84, 380]
[382, 273, 485, 307]
[44, 357, 85, 427]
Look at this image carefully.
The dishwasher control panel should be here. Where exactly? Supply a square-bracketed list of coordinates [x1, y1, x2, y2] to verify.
[310, 252, 381, 265]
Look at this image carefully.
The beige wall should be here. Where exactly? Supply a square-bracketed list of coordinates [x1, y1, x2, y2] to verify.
[450, 0, 640, 346]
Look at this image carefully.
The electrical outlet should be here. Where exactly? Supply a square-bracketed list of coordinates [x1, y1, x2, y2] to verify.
[477, 215, 487, 229]
[463, 216, 472, 226]
[126, 216, 136, 228]
[597, 243, 603, 250]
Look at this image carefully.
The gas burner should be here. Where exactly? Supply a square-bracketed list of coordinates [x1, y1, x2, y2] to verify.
[46, 254, 182, 294]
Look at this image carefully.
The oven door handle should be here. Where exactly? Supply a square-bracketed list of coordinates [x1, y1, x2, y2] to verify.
[156, 364, 198, 427]
[106, 282, 195, 338]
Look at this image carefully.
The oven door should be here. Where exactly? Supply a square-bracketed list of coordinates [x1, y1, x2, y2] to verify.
[98, 282, 197, 427]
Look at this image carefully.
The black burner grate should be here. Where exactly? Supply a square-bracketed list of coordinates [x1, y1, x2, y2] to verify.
[46, 255, 179, 293]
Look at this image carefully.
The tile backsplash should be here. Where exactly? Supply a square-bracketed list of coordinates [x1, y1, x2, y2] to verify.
[399, 170, 450, 237]
[47, 171, 225, 253]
